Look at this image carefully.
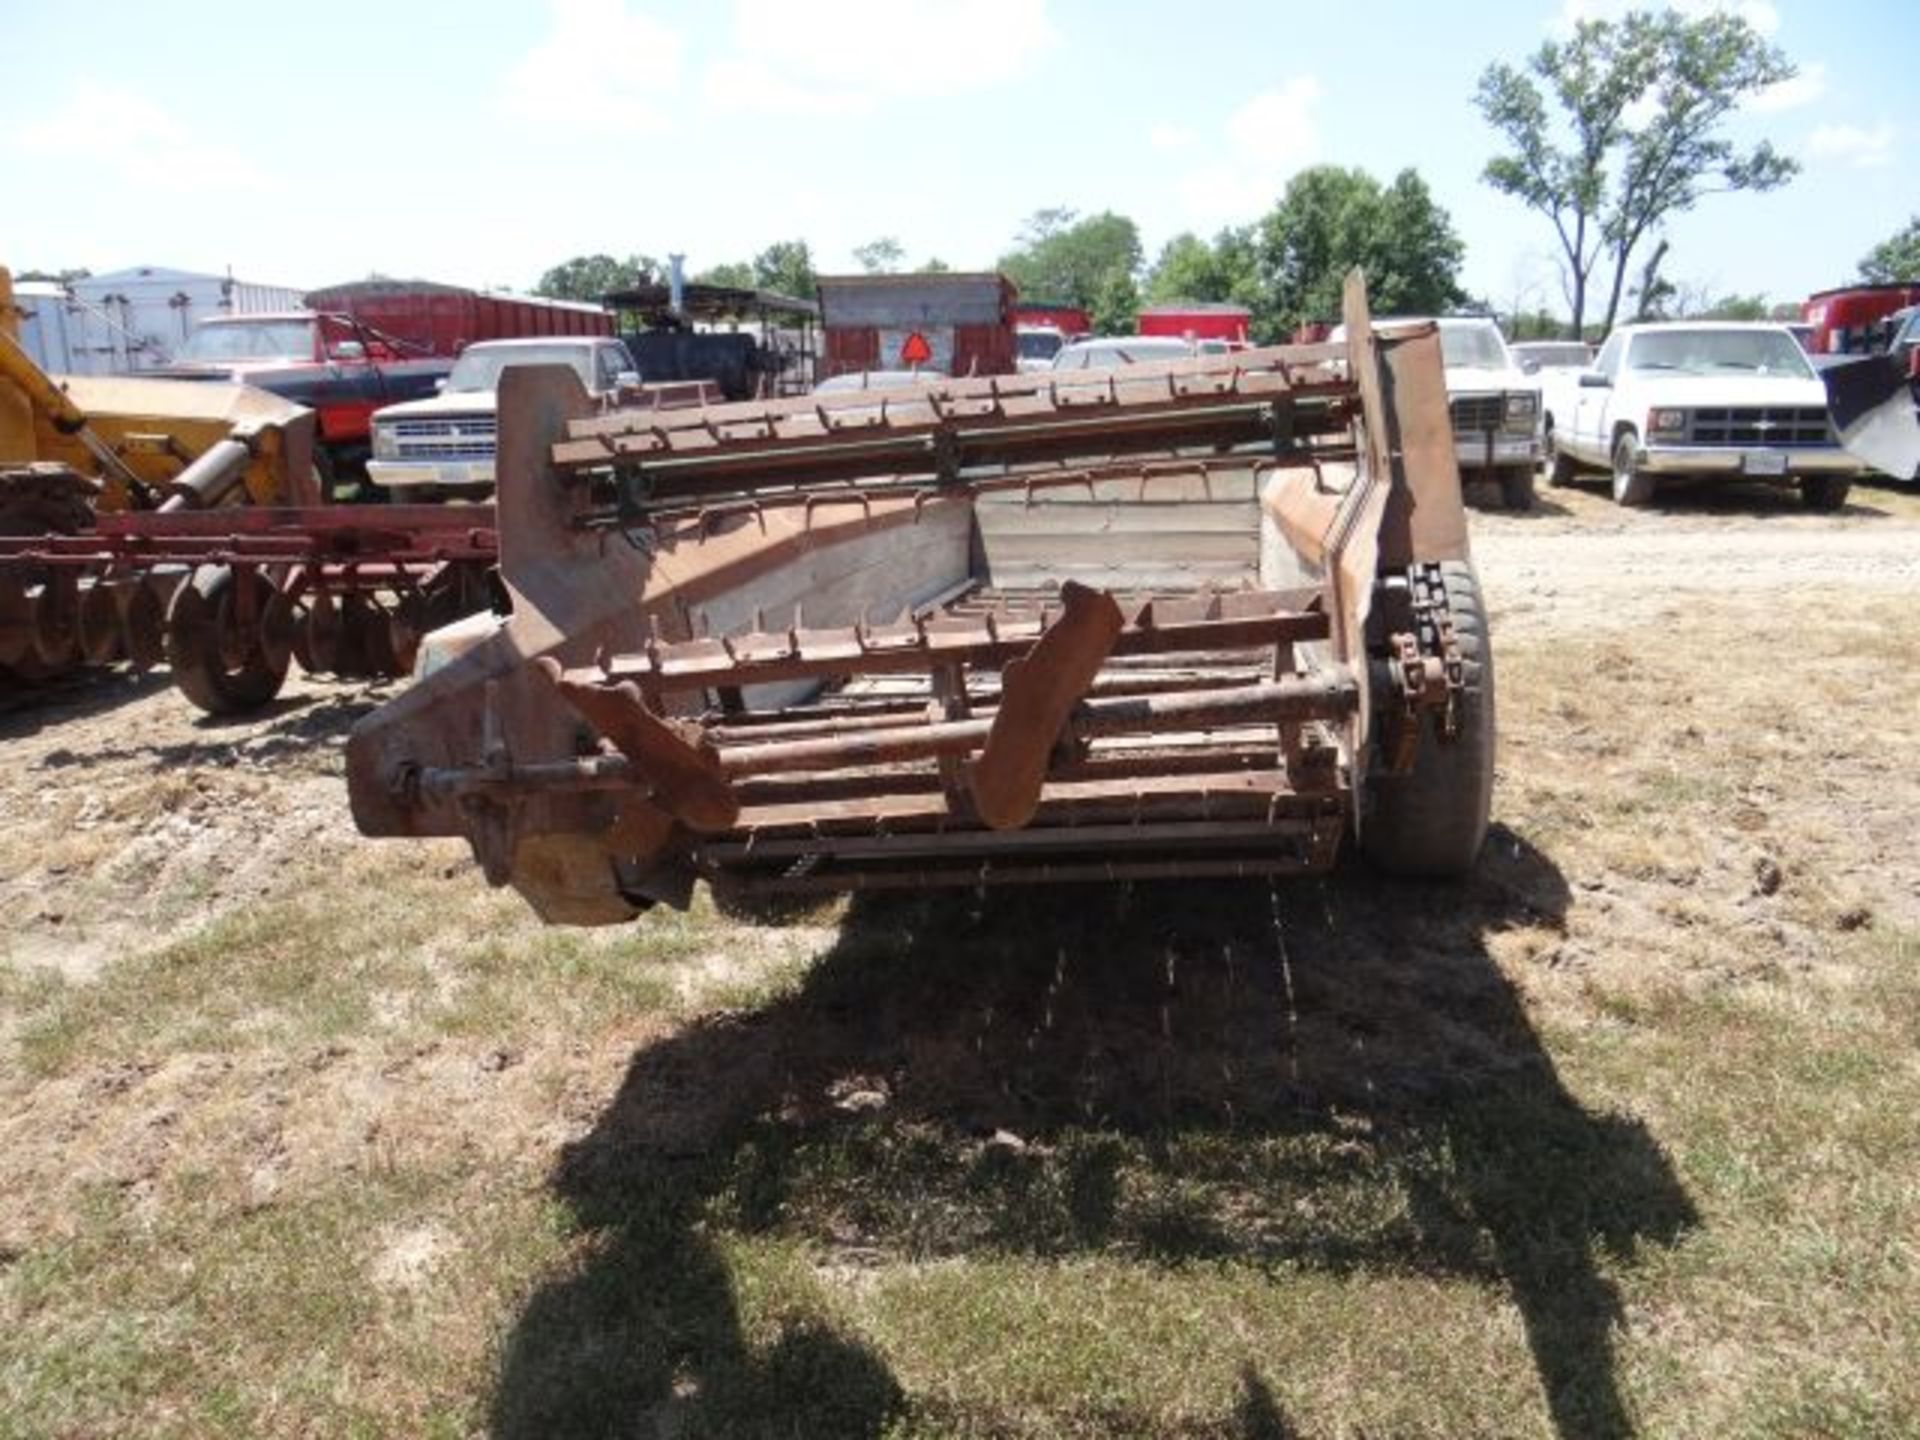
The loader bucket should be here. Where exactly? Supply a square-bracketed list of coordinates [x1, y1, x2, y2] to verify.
[346, 271, 1488, 925]
[1822, 351, 1920, 481]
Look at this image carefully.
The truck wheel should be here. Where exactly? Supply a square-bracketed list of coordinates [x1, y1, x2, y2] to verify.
[1610, 431, 1656, 507]
[1499, 464, 1536, 511]
[1361, 561, 1495, 879]
[1799, 475, 1851, 512]
[165, 565, 292, 716]
[1544, 421, 1578, 486]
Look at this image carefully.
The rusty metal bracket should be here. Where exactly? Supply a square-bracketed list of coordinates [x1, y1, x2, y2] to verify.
[966, 581, 1124, 831]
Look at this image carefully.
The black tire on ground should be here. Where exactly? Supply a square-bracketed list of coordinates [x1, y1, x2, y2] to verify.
[1499, 464, 1536, 510]
[165, 565, 292, 716]
[1610, 429, 1656, 507]
[1361, 561, 1495, 879]
[1544, 420, 1578, 487]
[1799, 475, 1852, 512]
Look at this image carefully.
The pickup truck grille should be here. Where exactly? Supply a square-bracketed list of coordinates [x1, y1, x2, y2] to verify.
[390, 416, 497, 462]
[1684, 406, 1831, 448]
[1449, 394, 1504, 432]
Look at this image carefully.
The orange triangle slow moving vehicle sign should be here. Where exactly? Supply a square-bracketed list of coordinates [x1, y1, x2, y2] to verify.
[899, 330, 933, 366]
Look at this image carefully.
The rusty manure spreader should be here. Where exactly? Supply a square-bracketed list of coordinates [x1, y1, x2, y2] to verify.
[346, 273, 1495, 923]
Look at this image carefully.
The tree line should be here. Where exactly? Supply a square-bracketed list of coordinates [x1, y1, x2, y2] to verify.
[535, 8, 1918, 342]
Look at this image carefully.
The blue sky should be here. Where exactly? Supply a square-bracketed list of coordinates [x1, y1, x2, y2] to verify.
[1, 0, 1911, 314]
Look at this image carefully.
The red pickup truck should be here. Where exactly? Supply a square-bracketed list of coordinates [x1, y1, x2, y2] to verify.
[162, 281, 612, 493]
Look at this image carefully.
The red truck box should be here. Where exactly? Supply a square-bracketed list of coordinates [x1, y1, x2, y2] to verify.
[1803, 283, 1920, 355]
[1013, 301, 1091, 337]
[1138, 303, 1251, 344]
[818, 273, 1017, 379]
[304, 280, 612, 354]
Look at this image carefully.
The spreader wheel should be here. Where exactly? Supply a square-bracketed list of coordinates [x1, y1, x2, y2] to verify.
[1362, 560, 1495, 879]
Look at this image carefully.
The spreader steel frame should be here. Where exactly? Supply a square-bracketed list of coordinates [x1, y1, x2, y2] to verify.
[347, 273, 1485, 924]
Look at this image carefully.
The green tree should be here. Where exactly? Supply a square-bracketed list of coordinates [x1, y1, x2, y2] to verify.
[852, 237, 905, 274]
[1091, 268, 1143, 337]
[1145, 227, 1259, 307]
[997, 209, 1144, 322]
[917, 256, 953, 273]
[1476, 9, 1796, 337]
[534, 253, 660, 301]
[1859, 216, 1920, 283]
[15, 266, 91, 286]
[1694, 292, 1770, 320]
[694, 261, 757, 289]
[1253, 166, 1465, 339]
[752, 240, 816, 299]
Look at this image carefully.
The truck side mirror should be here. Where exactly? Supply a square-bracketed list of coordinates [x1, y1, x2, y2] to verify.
[615, 370, 640, 389]
[433, 377, 448, 392]
[329, 340, 366, 362]
[1578, 371, 1610, 388]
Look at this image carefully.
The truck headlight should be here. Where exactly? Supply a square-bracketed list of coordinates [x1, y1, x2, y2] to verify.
[1647, 408, 1687, 438]
[1503, 391, 1538, 431]
[371, 424, 398, 460]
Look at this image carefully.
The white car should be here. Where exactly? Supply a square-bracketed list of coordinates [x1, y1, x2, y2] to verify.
[812, 369, 949, 394]
[1050, 336, 1194, 370]
[1551, 322, 1862, 509]
[366, 336, 639, 492]
[1332, 316, 1541, 509]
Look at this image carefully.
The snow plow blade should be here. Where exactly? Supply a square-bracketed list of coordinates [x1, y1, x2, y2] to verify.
[345, 271, 1493, 925]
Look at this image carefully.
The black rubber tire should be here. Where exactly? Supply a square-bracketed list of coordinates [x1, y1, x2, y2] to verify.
[165, 565, 292, 716]
[1799, 475, 1852, 512]
[1610, 430, 1656, 507]
[1499, 464, 1536, 511]
[1361, 561, 1495, 879]
[1544, 420, 1578, 487]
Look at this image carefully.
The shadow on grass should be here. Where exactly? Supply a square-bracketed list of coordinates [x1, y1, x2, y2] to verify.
[492, 827, 1694, 1439]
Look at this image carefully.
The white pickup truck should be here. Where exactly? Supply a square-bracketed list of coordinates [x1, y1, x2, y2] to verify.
[1334, 315, 1541, 509]
[366, 336, 640, 493]
[1550, 321, 1862, 510]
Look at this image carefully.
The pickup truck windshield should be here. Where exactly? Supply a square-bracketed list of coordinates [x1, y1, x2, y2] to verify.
[1017, 331, 1063, 360]
[1440, 325, 1509, 370]
[177, 319, 315, 362]
[1628, 330, 1812, 378]
[447, 345, 596, 393]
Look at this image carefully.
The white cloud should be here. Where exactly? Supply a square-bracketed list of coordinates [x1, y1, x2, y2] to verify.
[1176, 77, 1322, 227]
[1552, 0, 1779, 34]
[702, 0, 1057, 116]
[1749, 59, 1826, 113]
[1807, 121, 1895, 169]
[505, 0, 684, 132]
[1149, 123, 1196, 155]
[16, 81, 271, 192]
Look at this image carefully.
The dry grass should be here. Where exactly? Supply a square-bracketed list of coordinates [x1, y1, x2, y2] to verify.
[2, 535, 1919, 1435]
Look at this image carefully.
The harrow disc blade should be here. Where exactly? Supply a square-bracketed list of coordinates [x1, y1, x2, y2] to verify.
[0, 578, 32, 668]
[342, 594, 397, 678]
[303, 590, 345, 675]
[31, 574, 81, 668]
[79, 579, 127, 666]
[164, 565, 291, 716]
[121, 576, 172, 672]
